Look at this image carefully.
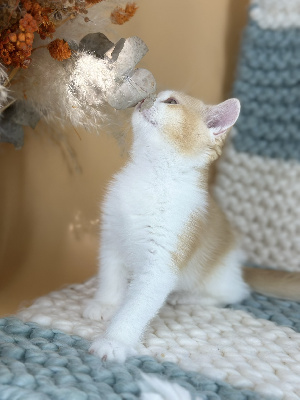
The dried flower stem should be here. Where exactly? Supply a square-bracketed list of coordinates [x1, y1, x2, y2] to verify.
[0, 98, 17, 113]
[31, 44, 48, 52]
[4, 66, 20, 87]
[55, 14, 73, 29]
[71, 123, 82, 141]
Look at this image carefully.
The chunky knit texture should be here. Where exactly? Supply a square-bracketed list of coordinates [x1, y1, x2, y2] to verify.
[229, 292, 300, 333]
[0, 317, 273, 400]
[250, 0, 300, 29]
[213, 0, 300, 271]
[17, 278, 300, 400]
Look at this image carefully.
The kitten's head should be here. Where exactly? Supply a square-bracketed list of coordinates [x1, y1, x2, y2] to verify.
[132, 90, 240, 166]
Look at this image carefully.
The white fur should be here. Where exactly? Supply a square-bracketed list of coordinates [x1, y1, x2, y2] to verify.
[138, 373, 197, 400]
[170, 248, 249, 307]
[84, 91, 248, 361]
[0, 65, 8, 108]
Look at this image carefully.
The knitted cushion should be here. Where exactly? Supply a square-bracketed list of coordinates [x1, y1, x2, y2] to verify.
[213, 0, 300, 271]
[0, 317, 269, 400]
[16, 278, 300, 399]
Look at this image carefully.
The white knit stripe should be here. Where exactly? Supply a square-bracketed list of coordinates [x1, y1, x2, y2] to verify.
[250, 0, 300, 29]
[214, 141, 300, 272]
[17, 278, 300, 400]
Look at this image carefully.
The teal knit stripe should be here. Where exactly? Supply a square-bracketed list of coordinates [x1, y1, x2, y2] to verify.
[232, 136, 300, 160]
[241, 18, 300, 47]
[228, 292, 300, 333]
[242, 48, 300, 72]
[237, 114, 300, 140]
[234, 81, 300, 105]
[240, 104, 300, 128]
[232, 20, 300, 160]
[238, 63, 300, 86]
[0, 318, 273, 400]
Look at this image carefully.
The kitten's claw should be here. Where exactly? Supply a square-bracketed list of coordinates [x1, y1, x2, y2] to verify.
[167, 291, 199, 306]
[83, 299, 117, 321]
[89, 337, 137, 362]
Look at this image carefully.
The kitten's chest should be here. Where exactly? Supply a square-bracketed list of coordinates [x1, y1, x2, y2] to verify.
[106, 163, 206, 251]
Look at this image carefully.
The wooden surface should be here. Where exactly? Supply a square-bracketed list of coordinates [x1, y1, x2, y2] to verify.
[0, 0, 249, 316]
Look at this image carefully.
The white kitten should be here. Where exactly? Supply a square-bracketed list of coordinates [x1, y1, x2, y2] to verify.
[83, 90, 250, 361]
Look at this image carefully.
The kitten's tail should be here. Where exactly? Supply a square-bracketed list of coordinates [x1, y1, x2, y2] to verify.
[244, 267, 300, 301]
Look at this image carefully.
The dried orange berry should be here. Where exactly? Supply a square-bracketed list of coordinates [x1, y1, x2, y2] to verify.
[6, 42, 15, 52]
[16, 41, 27, 50]
[19, 13, 38, 33]
[38, 16, 55, 40]
[31, 3, 41, 14]
[1, 49, 9, 58]
[110, 3, 138, 25]
[47, 38, 72, 61]
[18, 33, 26, 42]
[3, 56, 11, 65]
[22, 0, 32, 11]
[9, 33, 17, 42]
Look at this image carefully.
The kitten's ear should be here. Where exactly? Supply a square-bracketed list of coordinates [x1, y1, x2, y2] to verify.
[205, 98, 240, 136]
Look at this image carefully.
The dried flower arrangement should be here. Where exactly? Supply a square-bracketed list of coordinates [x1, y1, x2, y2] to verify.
[0, 0, 138, 69]
[0, 0, 155, 148]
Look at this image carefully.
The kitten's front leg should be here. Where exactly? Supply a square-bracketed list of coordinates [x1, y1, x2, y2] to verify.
[89, 263, 177, 362]
[83, 247, 127, 321]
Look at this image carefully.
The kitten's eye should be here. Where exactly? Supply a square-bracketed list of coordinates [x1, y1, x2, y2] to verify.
[163, 97, 178, 105]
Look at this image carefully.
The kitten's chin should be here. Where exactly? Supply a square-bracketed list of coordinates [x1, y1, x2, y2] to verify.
[142, 113, 157, 127]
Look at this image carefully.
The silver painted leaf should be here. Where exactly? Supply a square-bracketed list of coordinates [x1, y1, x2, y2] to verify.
[0, 117, 24, 149]
[79, 33, 114, 59]
[4, 100, 41, 129]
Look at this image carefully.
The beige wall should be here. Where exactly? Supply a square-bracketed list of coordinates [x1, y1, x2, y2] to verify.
[116, 0, 249, 103]
[0, 0, 249, 315]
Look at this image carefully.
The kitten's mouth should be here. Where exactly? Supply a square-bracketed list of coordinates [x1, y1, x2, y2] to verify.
[137, 95, 156, 111]
[137, 99, 145, 110]
[136, 100, 157, 126]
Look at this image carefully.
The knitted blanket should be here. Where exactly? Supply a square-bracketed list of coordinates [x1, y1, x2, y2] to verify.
[0, 277, 295, 399]
[0, 279, 291, 399]
[214, 0, 300, 271]
[2, 1, 300, 399]
[0, 316, 271, 400]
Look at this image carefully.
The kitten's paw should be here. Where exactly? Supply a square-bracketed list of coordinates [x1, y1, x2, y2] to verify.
[89, 337, 137, 362]
[83, 299, 117, 321]
[167, 292, 185, 306]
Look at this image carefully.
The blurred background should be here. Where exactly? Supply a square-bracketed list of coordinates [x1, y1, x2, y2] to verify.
[0, 0, 249, 315]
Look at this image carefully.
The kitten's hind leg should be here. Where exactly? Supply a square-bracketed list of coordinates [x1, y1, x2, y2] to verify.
[83, 247, 127, 321]
[168, 248, 250, 307]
